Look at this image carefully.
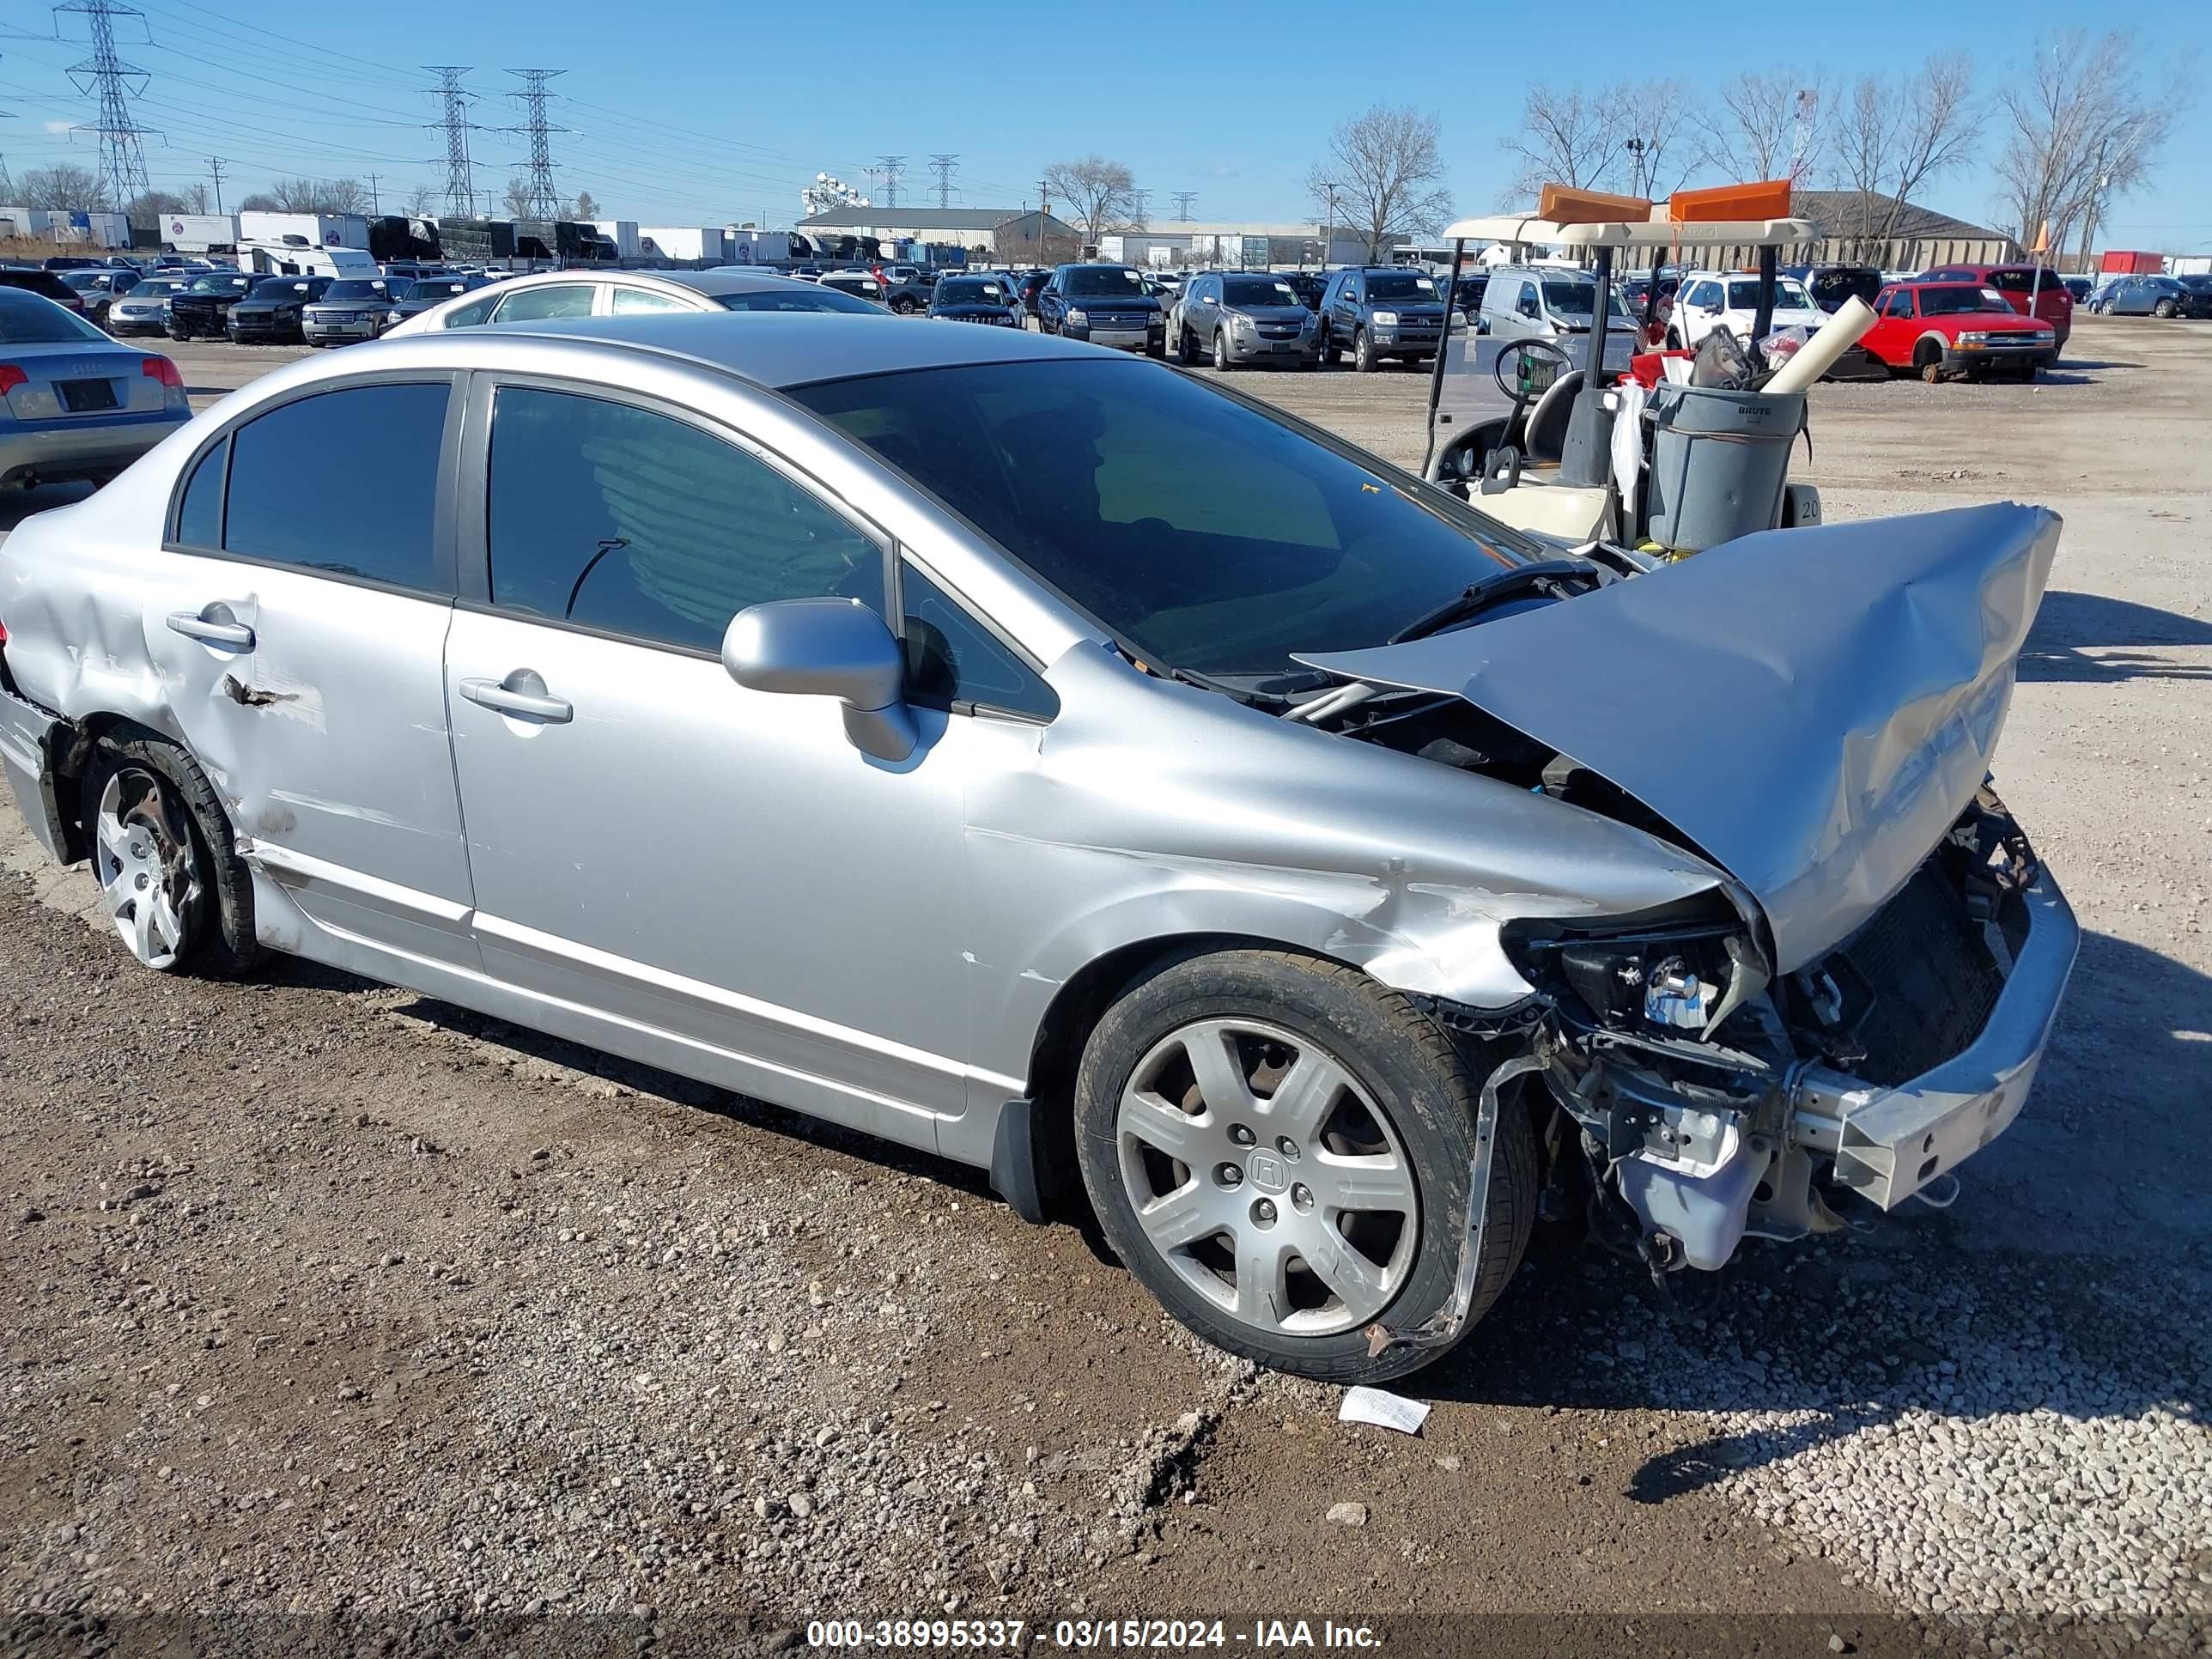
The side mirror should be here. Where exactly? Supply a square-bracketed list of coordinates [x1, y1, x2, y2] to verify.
[723, 598, 916, 763]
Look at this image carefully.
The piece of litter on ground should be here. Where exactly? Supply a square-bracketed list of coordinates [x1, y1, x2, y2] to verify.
[1338, 1385, 1431, 1436]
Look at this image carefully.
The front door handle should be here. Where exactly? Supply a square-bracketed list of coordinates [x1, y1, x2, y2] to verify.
[167, 607, 254, 649]
[460, 673, 573, 724]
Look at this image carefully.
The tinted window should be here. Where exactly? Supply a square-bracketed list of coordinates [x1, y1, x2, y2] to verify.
[174, 437, 227, 549]
[223, 384, 449, 588]
[495, 284, 595, 322]
[791, 360, 1522, 679]
[439, 291, 501, 327]
[715, 286, 880, 313]
[902, 563, 1056, 720]
[484, 387, 884, 653]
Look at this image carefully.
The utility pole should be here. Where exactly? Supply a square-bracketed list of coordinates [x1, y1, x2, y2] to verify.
[1623, 137, 1650, 198]
[423, 65, 476, 221]
[1036, 176, 1051, 256]
[57, 0, 159, 209]
[505, 69, 568, 221]
[1172, 191, 1196, 222]
[206, 155, 225, 214]
[928, 153, 959, 210]
[877, 155, 904, 210]
[1790, 87, 1819, 184]
[1315, 181, 1338, 267]
[368, 173, 380, 213]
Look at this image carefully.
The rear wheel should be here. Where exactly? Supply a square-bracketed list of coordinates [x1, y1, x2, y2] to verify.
[80, 728, 260, 977]
[1320, 325, 1341, 367]
[1073, 950, 1536, 1382]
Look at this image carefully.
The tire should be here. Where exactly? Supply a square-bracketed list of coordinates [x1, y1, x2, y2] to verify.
[1664, 327, 1683, 350]
[80, 726, 261, 978]
[1320, 326, 1341, 367]
[2154, 300, 2177, 319]
[1352, 327, 1376, 373]
[1212, 330, 1232, 372]
[1073, 949, 1536, 1383]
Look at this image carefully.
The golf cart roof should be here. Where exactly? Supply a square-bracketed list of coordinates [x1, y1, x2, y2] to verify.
[1441, 216, 1820, 248]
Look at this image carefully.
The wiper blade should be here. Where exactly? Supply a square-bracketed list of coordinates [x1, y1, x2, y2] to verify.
[1389, 558, 1603, 643]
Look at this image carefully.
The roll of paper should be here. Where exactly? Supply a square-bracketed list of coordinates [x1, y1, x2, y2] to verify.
[1764, 295, 1878, 395]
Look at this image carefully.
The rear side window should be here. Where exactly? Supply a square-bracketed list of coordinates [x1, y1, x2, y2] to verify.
[441, 291, 500, 328]
[901, 563, 1056, 720]
[173, 437, 227, 549]
[611, 286, 690, 314]
[483, 386, 884, 653]
[222, 383, 449, 589]
[494, 284, 596, 322]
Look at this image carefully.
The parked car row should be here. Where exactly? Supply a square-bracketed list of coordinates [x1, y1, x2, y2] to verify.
[2088, 273, 2212, 319]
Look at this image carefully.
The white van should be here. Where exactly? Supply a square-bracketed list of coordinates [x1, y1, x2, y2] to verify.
[1478, 264, 1636, 343]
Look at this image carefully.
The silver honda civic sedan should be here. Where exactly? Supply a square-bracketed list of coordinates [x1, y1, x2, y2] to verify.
[0, 314, 2075, 1382]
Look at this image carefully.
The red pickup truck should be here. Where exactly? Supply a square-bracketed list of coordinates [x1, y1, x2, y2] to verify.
[1862, 282, 2058, 382]
[1917, 263, 2072, 350]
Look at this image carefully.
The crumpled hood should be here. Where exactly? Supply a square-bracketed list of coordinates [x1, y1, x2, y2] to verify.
[1299, 502, 2062, 973]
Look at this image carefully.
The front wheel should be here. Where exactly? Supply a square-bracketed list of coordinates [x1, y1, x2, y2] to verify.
[2154, 300, 2177, 319]
[81, 726, 260, 976]
[1352, 327, 1376, 373]
[1212, 330, 1233, 371]
[1073, 950, 1536, 1382]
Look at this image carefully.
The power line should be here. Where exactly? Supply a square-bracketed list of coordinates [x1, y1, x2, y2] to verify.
[422, 64, 474, 219]
[504, 67, 566, 220]
[928, 152, 958, 210]
[55, 0, 159, 205]
[1173, 191, 1197, 221]
[877, 154, 903, 210]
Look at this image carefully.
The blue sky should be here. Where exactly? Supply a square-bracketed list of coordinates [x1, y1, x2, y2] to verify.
[3, 0, 2205, 250]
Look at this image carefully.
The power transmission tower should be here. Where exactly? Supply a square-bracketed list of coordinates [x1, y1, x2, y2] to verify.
[423, 65, 477, 220]
[877, 155, 904, 210]
[1172, 191, 1197, 221]
[206, 155, 225, 214]
[928, 154, 959, 210]
[504, 69, 568, 220]
[56, 0, 159, 208]
[1131, 189, 1151, 225]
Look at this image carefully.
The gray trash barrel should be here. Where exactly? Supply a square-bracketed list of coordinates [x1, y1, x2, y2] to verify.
[1642, 383, 1806, 553]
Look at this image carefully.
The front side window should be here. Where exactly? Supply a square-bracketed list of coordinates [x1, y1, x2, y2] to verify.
[484, 386, 884, 654]
[222, 383, 450, 589]
[494, 284, 596, 322]
[790, 359, 1523, 680]
[902, 563, 1056, 720]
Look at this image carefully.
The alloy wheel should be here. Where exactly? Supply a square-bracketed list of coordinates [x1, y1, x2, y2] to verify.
[1114, 1018, 1419, 1338]
[92, 767, 199, 971]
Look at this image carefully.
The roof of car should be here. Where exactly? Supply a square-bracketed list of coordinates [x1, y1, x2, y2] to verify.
[489, 310, 1103, 388]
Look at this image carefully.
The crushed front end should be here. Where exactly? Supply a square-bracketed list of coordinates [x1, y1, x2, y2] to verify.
[1482, 789, 2076, 1274]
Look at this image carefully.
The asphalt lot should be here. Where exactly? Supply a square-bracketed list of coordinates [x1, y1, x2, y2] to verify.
[2, 317, 2208, 1655]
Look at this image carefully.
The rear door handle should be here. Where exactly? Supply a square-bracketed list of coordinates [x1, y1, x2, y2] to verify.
[167, 608, 254, 649]
[460, 674, 573, 724]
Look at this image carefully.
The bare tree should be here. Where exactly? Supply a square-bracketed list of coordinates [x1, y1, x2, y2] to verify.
[319, 177, 370, 214]
[1498, 84, 1624, 203]
[182, 182, 210, 214]
[1829, 56, 1983, 252]
[568, 189, 599, 222]
[123, 189, 185, 229]
[1616, 83, 1711, 199]
[403, 183, 441, 217]
[1308, 104, 1454, 261]
[1040, 156, 1139, 250]
[1708, 70, 1829, 183]
[21, 163, 108, 210]
[235, 192, 280, 213]
[1992, 31, 2193, 265]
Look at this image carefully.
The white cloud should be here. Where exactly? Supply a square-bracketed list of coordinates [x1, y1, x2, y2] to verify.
[45, 119, 76, 135]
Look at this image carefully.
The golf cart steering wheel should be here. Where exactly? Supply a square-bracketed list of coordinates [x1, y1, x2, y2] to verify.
[1493, 337, 1576, 411]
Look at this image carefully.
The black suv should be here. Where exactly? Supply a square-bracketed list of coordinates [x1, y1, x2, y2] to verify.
[1035, 264, 1165, 355]
[227, 275, 332, 343]
[167, 271, 258, 339]
[1316, 266, 1447, 370]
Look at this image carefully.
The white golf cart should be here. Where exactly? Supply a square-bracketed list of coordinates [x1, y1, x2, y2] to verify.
[1419, 211, 1822, 546]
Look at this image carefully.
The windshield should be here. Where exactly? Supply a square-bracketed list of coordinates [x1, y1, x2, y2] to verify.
[2178, 276, 2212, 293]
[1917, 285, 2010, 317]
[186, 275, 253, 295]
[126, 279, 183, 297]
[1725, 278, 1815, 310]
[1365, 272, 1436, 301]
[0, 289, 110, 345]
[1063, 266, 1144, 296]
[411, 280, 472, 301]
[1809, 269, 1881, 307]
[1222, 276, 1297, 307]
[250, 278, 314, 299]
[714, 285, 881, 313]
[939, 279, 1008, 304]
[322, 280, 386, 300]
[1540, 279, 1632, 321]
[789, 359, 1522, 678]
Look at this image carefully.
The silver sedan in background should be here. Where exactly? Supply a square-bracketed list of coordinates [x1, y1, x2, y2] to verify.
[0, 288, 192, 489]
[105, 276, 189, 338]
[0, 313, 2074, 1383]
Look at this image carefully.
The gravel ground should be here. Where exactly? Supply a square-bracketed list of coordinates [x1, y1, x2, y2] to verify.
[2, 318, 2207, 1653]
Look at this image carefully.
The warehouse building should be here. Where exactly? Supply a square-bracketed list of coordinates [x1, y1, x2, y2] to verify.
[793, 206, 1079, 260]
[1772, 192, 2015, 270]
[1098, 222, 1368, 270]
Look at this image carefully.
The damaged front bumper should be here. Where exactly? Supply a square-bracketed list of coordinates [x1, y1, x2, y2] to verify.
[1495, 802, 2078, 1276]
